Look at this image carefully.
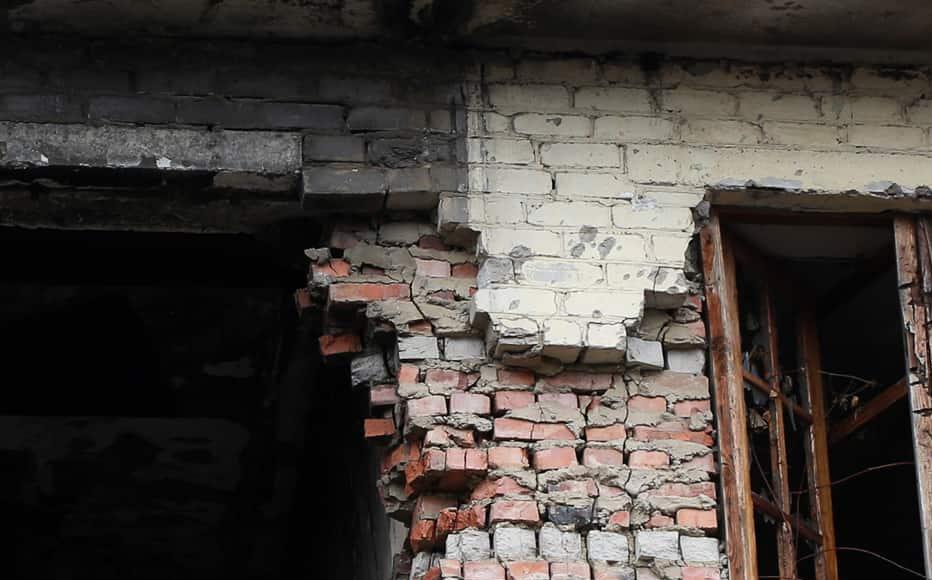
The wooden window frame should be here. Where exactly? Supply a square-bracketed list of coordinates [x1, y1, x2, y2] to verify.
[701, 208, 932, 580]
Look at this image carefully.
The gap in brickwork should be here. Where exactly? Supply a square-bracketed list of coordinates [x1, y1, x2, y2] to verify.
[0, 220, 398, 579]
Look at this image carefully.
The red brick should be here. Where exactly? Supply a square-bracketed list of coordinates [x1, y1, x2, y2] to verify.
[452, 262, 479, 278]
[294, 288, 312, 312]
[681, 453, 717, 473]
[582, 447, 624, 467]
[628, 450, 669, 468]
[381, 442, 408, 473]
[655, 482, 717, 498]
[584, 425, 627, 441]
[466, 449, 489, 471]
[312, 258, 352, 278]
[471, 476, 534, 501]
[647, 513, 674, 527]
[497, 368, 536, 386]
[540, 372, 613, 392]
[532, 423, 576, 441]
[407, 448, 446, 489]
[533, 447, 578, 470]
[436, 508, 457, 539]
[676, 508, 718, 530]
[409, 518, 436, 552]
[426, 368, 470, 390]
[424, 426, 476, 448]
[446, 447, 466, 470]
[627, 395, 667, 412]
[408, 395, 448, 417]
[673, 399, 711, 417]
[494, 391, 536, 414]
[506, 561, 549, 580]
[494, 418, 535, 440]
[319, 332, 362, 356]
[364, 418, 396, 438]
[681, 567, 720, 580]
[537, 392, 579, 408]
[607, 511, 630, 528]
[490, 500, 540, 524]
[416, 258, 452, 278]
[550, 562, 590, 580]
[371, 384, 401, 406]
[633, 423, 713, 446]
[419, 235, 449, 250]
[424, 568, 442, 580]
[456, 504, 488, 530]
[441, 560, 463, 577]
[488, 446, 529, 469]
[330, 283, 411, 303]
[451, 393, 492, 415]
[464, 560, 505, 580]
[592, 564, 630, 580]
[399, 363, 420, 384]
[408, 320, 435, 335]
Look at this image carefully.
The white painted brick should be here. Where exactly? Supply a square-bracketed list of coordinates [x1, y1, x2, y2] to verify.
[635, 531, 681, 561]
[667, 349, 706, 374]
[851, 68, 928, 93]
[565, 232, 647, 262]
[738, 91, 821, 121]
[680, 537, 719, 564]
[848, 96, 904, 124]
[483, 112, 512, 133]
[640, 189, 704, 208]
[821, 94, 851, 122]
[474, 287, 558, 316]
[680, 146, 932, 192]
[612, 204, 693, 231]
[587, 530, 630, 563]
[555, 172, 636, 199]
[627, 145, 681, 184]
[908, 98, 932, 124]
[564, 290, 643, 319]
[527, 201, 612, 227]
[847, 125, 926, 150]
[482, 228, 563, 257]
[575, 87, 653, 113]
[602, 62, 649, 84]
[662, 88, 737, 117]
[482, 196, 526, 224]
[493, 526, 537, 561]
[627, 337, 664, 369]
[445, 337, 486, 361]
[543, 318, 584, 346]
[517, 58, 599, 83]
[587, 322, 627, 349]
[520, 259, 605, 287]
[539, 524, 584, 562]
[470, 167, 552, 194]
[485, 62, 516, 82]
[540, 143, 621, 168]
[652, 234, 692, 264]
[468, 138, 535, 164]
[514, 113, 591, 137]
[594, 116, 676, 141]
[488, 84, 570, 110]
[763, 122, 843, 147]
[681, 119, 761, 145]
[606, 264, 658, 291]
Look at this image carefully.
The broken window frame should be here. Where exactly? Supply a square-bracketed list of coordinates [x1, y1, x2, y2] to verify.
[701, 208, 932, 580]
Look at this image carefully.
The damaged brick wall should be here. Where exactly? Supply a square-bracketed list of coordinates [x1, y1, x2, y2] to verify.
[302, 219, 716, 580]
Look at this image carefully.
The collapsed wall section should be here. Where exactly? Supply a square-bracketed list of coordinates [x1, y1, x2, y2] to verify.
[302, 219, 716, 580]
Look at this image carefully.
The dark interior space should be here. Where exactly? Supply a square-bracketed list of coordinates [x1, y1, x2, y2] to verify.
[731, 221, 924, 580]
[0, 223, 396, 580]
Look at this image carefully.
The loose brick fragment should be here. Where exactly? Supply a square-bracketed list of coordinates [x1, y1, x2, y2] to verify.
[364, 418, 396, 438]
[410, 519, 437, 552]
[628, 450, 670, 468]
[319, 333, 362, 356]
[490, 500, 540, 525]
[453, 263, 479, 278]
[533, 447, 578, 470]
[676, 509, 718, 531]
[312, 258, 352, 278]
[329, 282, 411, 303]
[582, 447, 624, 467]
[494, 391, 536, 414]
[506, 561, 550, 580]
[451, 393, 492, 415]
[494, 418, 535, 440]
[408, 395, 449, 417]
[371, 384, 401, 406]
[464, 560, 506, 580]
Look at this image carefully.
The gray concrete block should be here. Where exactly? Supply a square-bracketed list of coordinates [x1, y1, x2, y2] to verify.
[626, 338, 665, 370]
[398, 336, 441, 360]
[444, 337, 485, 361]
[303, 135, 366, 162]
[0, 122, 301, 174]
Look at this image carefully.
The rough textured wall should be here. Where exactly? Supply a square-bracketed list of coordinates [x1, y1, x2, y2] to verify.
[304, 219, 715, 580]
[463, 56, 932, 363]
